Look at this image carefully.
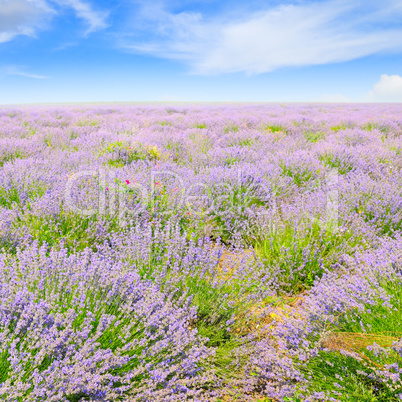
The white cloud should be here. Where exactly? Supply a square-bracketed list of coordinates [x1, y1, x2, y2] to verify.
[121, 0, 402, 75]
[2, 65, 48, 79]
[0, 0, 54, 43]
[366, 74, 402, 102]
[0, 0, 107, 43]
[54, 0, 108, 34]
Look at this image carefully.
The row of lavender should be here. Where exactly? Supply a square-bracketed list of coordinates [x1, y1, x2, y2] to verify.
[0, 104, 401, 401]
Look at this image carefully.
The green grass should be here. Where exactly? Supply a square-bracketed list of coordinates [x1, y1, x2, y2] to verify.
[228, 137, 255, 147]
[157, 120, 172, 126]
[187, 277, 241, 346]
[13, 207, 120, 252]
[101, 141, 161, 167]
[224, 125, 239, 133]
[319, 152, 355, 174]
[166, 140, 186, 163]
[331, 123, 349, 132]
[389, 145, 401, 155]
[0, 150, 26, 167]
[255, 220, 362, 293]
[352, 192, 402, 237]
[362, 122, 390, 134]
[304, 130, 326, 143]
[279, 163, 317, 187]
[0, 182, 47, 209]
[262, 124, 286, 133]
[76, 119, 99, 127]
[23, 126, 37, 138]
[69, 130, 79, 139]
[223, 156, 241, 166]
[341, 277, 402, 335]
[303, 275, 402, 401]
[188, 132, 214, 154]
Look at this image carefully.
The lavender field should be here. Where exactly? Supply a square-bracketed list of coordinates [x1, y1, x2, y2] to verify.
[0, 103, 402, 401]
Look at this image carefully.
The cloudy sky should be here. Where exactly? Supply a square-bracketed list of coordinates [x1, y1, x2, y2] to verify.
[1, 0, 402, 103]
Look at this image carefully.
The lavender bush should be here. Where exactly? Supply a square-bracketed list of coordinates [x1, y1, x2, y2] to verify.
[0, 244, 214, 401]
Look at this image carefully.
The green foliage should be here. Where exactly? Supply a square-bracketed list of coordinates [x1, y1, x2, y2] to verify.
[186, 277, 240, 347]
[188, 132, 214, 154]
[255, 220, 360, 293]
[362, 122, 390, 134]
[331, 123, 348, 132]
[0, 182, 47, 209]
[224, 125, 239, 133]
[389, 145, 401, 155]
[157, 121, 172, 126]
[228, 137, 255, 147]
[14, 208, 120, 252]
[306, 351, 401, 401]
[352, 192, 402, 236]
[76, 119, 99, 127]
[23, 127, 36, 138]
[69, 130, 78, 139]
[0, 150, 26, 167]
[166, 140, 186, 163]
[224, 156, 241, 166]
[319, 152, 354, 174]
[101, 141, 161, 167]
[304, 130, 326, 143]
[303, 276, 402, 401]
[262, 124, 285, 133]
[280, 163, 317, 187]
[342, 277, 402, 335]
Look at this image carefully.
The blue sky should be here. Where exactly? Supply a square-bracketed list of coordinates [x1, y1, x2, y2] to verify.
[1, 0, 402, 103]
